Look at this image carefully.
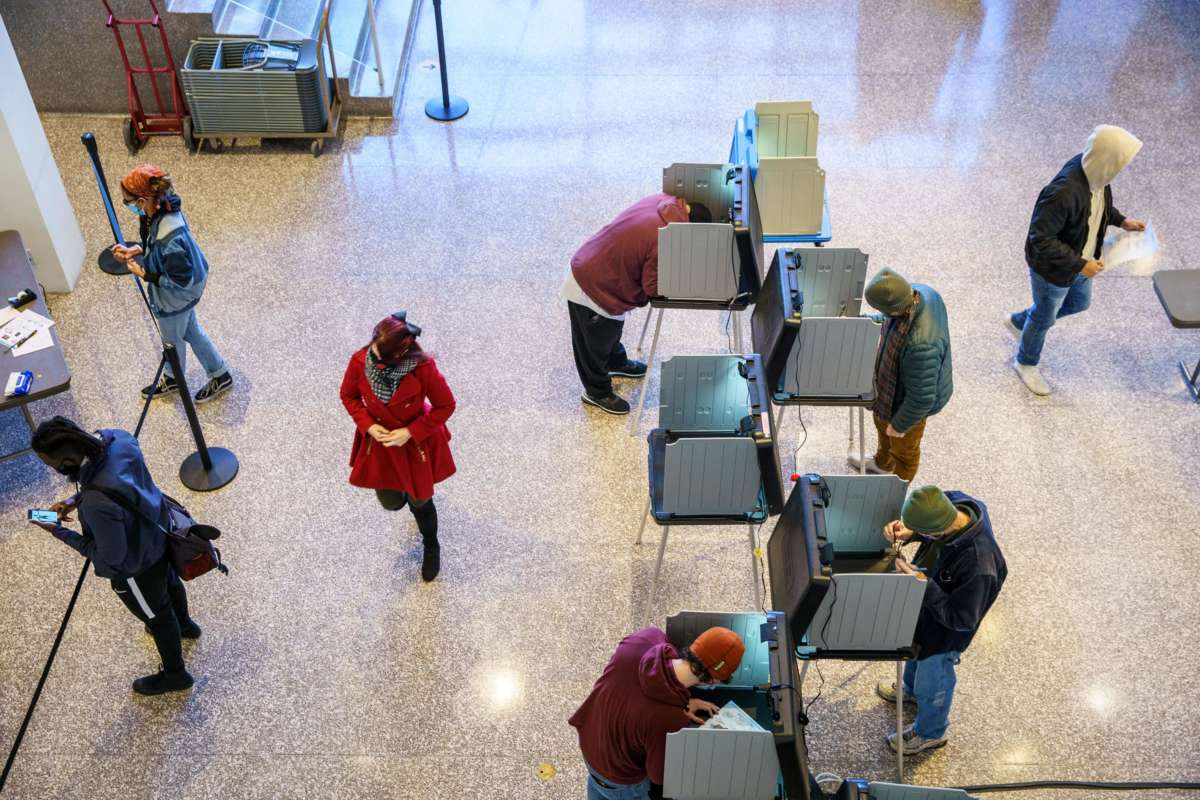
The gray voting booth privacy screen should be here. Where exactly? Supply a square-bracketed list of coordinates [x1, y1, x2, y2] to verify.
[664, 163, 737, 221]
[822, 475, 909, 554]
[662, 438, 762, 517]
[782, 318, 879, 399]
[790, 248, 868, 318]
[659, 356, 751, 433]
[868, 783, 974, 800]
[658, 224, 740, 301]
[754, 101, 819, 159]
[805, 573, 926, 651]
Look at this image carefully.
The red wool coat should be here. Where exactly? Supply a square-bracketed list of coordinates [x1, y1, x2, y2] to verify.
[339, 349, 456, 499]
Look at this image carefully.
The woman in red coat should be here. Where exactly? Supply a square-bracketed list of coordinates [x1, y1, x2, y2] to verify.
[339, 311, 456, 581]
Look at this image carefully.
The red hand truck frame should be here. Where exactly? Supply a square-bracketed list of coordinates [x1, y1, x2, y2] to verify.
[102, 0, 193, 153]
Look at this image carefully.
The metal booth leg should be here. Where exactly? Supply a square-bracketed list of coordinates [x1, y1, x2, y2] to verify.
[847, 406, 855, 451]
[629, 308, 664, 436]
[732, 310, 744, 353]
[748, 524, 762, 610]
[636, 307, 653, 354]
[1180, 357, 1200, 403]
[647, 524, 670, 625]
[859, 406, 866, 475]
[896, 660, 905, 782]
[635, 495, 651, 545]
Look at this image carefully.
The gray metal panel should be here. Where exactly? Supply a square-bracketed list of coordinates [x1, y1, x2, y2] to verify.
[659, 356, 750, 433]
[822, 475, 909, 553]
[663, 163, 736, 222]
[783, 317, 880, 398]
[792, 248, 868, 317]
[664, 611, 770, 688]
[658, 223, 739, 301]
[754, 101, 819, 157]
[755, 158, 825, 236]
[870, 783, 973, 800]
[663, 438, 761, 516]
[663, 728, 780, 800]
[736, 164, 765, 281]
[806, 574, 926, 650]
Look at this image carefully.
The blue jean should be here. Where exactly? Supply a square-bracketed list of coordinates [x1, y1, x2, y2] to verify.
[157, 308, 226, 381]
[902, 650, 961, 739]
[584, 762, 650, 800]
[1012, 270, 1092, 366]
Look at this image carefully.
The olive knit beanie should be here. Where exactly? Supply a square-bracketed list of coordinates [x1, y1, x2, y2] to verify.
[864, 267, 915, 316]
[901, 485, 957, 535]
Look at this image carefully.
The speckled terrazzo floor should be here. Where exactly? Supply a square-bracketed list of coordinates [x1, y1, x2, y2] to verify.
[2, 1, 1200, 798]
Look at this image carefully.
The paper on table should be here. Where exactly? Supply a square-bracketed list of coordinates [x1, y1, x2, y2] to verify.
[699, 701, 765, 732]
[12, 327, 53, 356]
[18, 309, 55, 330]
[1101, 219, 1159, 277]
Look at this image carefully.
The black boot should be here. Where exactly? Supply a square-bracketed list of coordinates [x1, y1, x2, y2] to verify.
[132, 667, 194, 696]
[412, 500, 440, 582]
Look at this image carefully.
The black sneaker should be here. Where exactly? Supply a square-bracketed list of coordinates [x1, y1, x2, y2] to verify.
[608, 359, 648, 378]
[421, 544, 441, 582]
[142, 375, 180, 400]
[132, 667, 194, 696]
[581, 393, 631, 415]
[194, 372, 233, 404]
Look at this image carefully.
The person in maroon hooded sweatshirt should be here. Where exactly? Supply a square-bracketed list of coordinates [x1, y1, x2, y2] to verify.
[562, 194, 713, 415]
[340, 311, 456, 581]
[569, 626, 745, 799]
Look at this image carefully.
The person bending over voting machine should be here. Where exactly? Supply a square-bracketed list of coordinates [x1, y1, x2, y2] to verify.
[850, 268, 953, 482]
[563, 194, 713, 415]
[569, 626, 745, 800]
[1009, 125, 1146, 396]
[29, 417, 202, 696]
[111, 164, 234, 405]
[876, 486, 1007, 755]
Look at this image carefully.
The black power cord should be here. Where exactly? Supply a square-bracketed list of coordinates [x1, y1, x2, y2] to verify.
[957, 780, 1200, 794]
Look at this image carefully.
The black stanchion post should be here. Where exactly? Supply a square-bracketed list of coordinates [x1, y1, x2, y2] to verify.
[424, 0, 468, 121]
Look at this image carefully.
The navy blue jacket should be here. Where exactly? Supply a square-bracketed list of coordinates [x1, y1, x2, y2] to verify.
[910, 492, 1007, 657]
[51, 430, 169, 579]
[1025, 155, 1126, 288]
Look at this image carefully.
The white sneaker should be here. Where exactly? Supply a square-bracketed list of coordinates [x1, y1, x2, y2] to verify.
[1012, 360, 1051, 396]
[847, 454, 887, 474]
[1004, 313, 1022, 338]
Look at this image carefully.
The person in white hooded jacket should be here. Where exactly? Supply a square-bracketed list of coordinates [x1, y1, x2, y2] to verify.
[1008, 125, 1146, 395]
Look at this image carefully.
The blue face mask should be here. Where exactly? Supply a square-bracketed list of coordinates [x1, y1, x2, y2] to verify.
[124, 201, 145, 216]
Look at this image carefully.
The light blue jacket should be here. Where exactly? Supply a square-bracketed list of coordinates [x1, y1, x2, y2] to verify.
[142, 206, 209, 318]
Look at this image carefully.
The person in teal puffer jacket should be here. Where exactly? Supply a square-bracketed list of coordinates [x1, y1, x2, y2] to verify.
[111, 165, 233, 404]
[849, 267, 953, 481]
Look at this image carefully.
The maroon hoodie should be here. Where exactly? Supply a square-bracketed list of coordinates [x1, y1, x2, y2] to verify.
[568, 628, 691, 786]
[570, 193, 690, 315]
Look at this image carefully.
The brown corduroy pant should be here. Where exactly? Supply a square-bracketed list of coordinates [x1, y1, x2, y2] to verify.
[872, 415, 928, 482]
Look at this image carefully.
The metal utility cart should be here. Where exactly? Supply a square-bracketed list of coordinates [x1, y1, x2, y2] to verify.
[178, 2, 342, 156]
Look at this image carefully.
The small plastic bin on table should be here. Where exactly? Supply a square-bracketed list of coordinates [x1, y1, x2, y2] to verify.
[630, 162, 766, 434]
[730, 101, 831, 244]
[637, 354, 784, 616]
[750, 247, 881, 471]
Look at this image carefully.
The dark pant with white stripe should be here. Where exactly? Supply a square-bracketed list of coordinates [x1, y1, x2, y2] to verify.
[111, 556, 191, 674]
[568, 301, 627, 399]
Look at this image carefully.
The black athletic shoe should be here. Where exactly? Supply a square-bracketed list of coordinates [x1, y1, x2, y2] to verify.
[421, 544, 441, 582]
[142, 375, 180, 400]
[581, 392, 631, 415]
[194, 372, 233, 404]
[608, 359, 648, 378]
[132, 668, 194, 696]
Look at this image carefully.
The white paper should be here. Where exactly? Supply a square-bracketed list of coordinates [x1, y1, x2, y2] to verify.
[0, 307, 18, 327]
[18, 309, 54, 330]
[0, 315, 40, 349]
[1101, 219, 1159, 277]
[699, 701, 765, 732]
[11, 327, 53, 356]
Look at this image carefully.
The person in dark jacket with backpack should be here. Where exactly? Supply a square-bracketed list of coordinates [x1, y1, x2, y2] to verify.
[110, 164, 233, 404]
[1008, 125, 1146, 396]
[875, 485, 1007, 755]
[850, 268, 952, 481]
[29, 417, 200, 696]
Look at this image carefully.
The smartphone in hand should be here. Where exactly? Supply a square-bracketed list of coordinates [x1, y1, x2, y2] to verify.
[28, 509, 58, 525]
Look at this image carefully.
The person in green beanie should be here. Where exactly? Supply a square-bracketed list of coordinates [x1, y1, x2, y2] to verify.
[849, 268, 953, 481]
[875, 485, 1007, 755]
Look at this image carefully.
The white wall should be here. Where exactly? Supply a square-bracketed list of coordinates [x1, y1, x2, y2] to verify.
[0, 12, 85, 292]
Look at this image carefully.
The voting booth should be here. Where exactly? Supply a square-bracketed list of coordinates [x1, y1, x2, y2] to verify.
[630, 162, 766, 435]
[637, 354, 784, 615]
[662, 610, 813, 800]
[750, 247, 881, 472]
[836, 782, 977, 800]
[730, 101, 829, 241]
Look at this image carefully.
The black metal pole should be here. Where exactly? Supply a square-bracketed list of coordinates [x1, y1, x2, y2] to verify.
[163, 343, 212, 471]
[0, 560, 90, 794]
[424, 0, 468, 121]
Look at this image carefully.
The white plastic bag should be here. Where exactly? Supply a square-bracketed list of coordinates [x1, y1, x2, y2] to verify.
[1101, 218, 1159, 277]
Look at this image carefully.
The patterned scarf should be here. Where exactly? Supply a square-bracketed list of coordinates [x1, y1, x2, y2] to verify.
[871, 305, 915, 421]
[366, 348, 419, 404]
